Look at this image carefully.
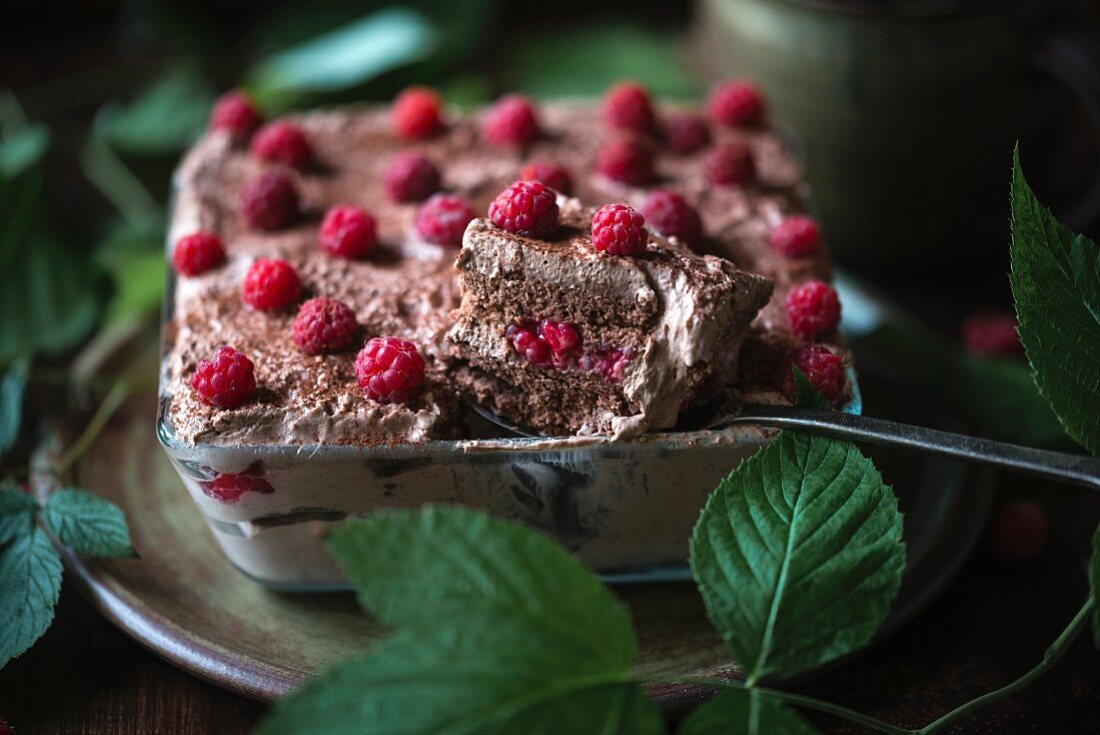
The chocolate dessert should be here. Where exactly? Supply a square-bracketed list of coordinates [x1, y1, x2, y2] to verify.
[162, 85, 846, 448]
[449, 199, 772, 437]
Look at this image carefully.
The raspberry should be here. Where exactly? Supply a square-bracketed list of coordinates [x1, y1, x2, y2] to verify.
[202, 471, 274, 504]
[591, 203, 647, 256]
[706, 142, 755, 186]
[708, 79, 765, 127]
[988, 500, 1049, 562]
[172, 231, 226, 276]
[520, 161, 574, 195]
[786, 280, 842, 340]
[0, 718, 14, 735]
[663, 114, 710, 154]
[580, 343, 635, 383]
[416, 193, 476, 246]
[241, 171, 300, 230]
[251, 120, 312, 170]
[597, 137, 655, 186]
[602, 82, 657, 134]
[319, 204, 377, 259]
[769, 216, 822, 258]
[393, 86, 444, 139]
[384, 150, 440, 203]
[488, 181, 560, 239]
[782, 344, 847, 403]
[355, 337, 425, 404]
[483, 95, 541, 146]
[293, 297, 358, 355]
[641, 190, 703, 247]
[242, 258, 301, 311]
[209, 90, 262, 140]
[962, 311, 1023, 358]
[190, 346, 256, 409]
[506, 322, 552, 367]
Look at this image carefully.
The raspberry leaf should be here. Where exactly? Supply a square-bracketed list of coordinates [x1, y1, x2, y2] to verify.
[0, 481, 38, 546]
[791, 365, 832, 411]
[0, 526, 62, 668]
[1010, 149, 1100, 454]
[94, 65, 213, 156]
[0, 356, 29, 456]
[261, 631, 660, 735]
[679, 687, 819, 735]
[691, 431, 906, 683]
[0, 124, 49, 179]
[42, 488, 135, 558]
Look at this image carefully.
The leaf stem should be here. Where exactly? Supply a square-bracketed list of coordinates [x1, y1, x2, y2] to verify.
[79, 137, 161, 229]
[913, 595, 1095, 734]
[57, 380, 130, 474]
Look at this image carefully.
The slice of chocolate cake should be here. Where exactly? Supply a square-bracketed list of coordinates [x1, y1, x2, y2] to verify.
[449, 198, 773, 438]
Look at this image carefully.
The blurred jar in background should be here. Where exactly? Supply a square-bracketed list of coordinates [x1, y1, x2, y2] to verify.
[694, 0, 1100, 274]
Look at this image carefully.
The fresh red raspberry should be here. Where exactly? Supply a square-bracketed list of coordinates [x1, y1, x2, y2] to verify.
[319, 204, 377, 259]
[580, 343, 635, 383]
[520, 161, 574, 195]
[190, 346, 256, 409]
[591, 203, 647, 256]
[202, 471, 274, 504]
[706, 142, 755, 186]
[384, 150, 440, 203]
[708, 79, 765, 127]
[769, 216, 822, 258]
[393, 86, 444, 139]
[962, 311, 1023, 358]
[597, 137, 655, 186]
[173, 231, 226, 276]
[416, 194, 476, 246]
[209, 90, 262, 140]
[483, 95, 541, 146]
[786, 280, 842, 340]
[782, 344, 847, 403]
[506, 322, 552, 367]
[602, 82, 657, 134]
[242, 258, 301, 311]
[988, 499, 1049, 562]
[251, 120, 312, 170]
[488, 181, 560, 239]
[241, 171, 300, 230]
[662, 114, 710, 154]
[641, 190, 703, 247]
[293, 297, 359, 355]
[355, 337, 425, 404]
[0, 718, 14, 735]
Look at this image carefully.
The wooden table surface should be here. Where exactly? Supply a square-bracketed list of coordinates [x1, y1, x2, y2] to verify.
[0, 491, 1097, 734]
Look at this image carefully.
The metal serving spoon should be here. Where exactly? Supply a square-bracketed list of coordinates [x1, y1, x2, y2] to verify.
[471, 403, 1100, 492]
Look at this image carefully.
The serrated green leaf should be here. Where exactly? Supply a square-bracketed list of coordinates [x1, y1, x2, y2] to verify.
[1010, 149, 1100, 454]
[1091, 527, 1099, 649]
[792, 366, 832, 411]
[261, 631, 660, 735]
[95, 65, 213, 156]
[328, 506, 637, 676]
[0, 482, 38, 546]
[0, 125, 49, 179]
[0, 356, 29, 455]
[249, 8, 438, 98]
[679, 687, 819, 735]
[43, 488, 134, 558]
[691, 432, 906, 683]
[0, 526, 62, 668]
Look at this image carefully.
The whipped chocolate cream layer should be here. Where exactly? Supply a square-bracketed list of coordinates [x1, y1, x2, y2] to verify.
[164, 103, 840, 446]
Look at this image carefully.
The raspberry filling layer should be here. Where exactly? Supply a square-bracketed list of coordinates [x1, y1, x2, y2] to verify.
[505, 319, 635, 383]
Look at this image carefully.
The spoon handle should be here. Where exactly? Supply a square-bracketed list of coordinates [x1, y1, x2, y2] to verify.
[718, 406, 1100, 492]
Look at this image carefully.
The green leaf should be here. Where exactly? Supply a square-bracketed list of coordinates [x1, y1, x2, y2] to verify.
[95, 64, 214, 156]
[261, 631, 661, 735]
[792, 366, 832, 411]
[0, 356, 29, 455]
[0, 482, 38, 546]
[506, 25, 702, 100]
[96, 219, 167, 326]
[1091, 527, 1099, 648]
[249, 8, 438, 99]
[0, 526, 62, 668]
[1010, 148, 1100, 454]
[679, 687, 819, 735]
[691, 432, 906, 683]
[42, 488, 135, 558]
[0, 125, 49, 179]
